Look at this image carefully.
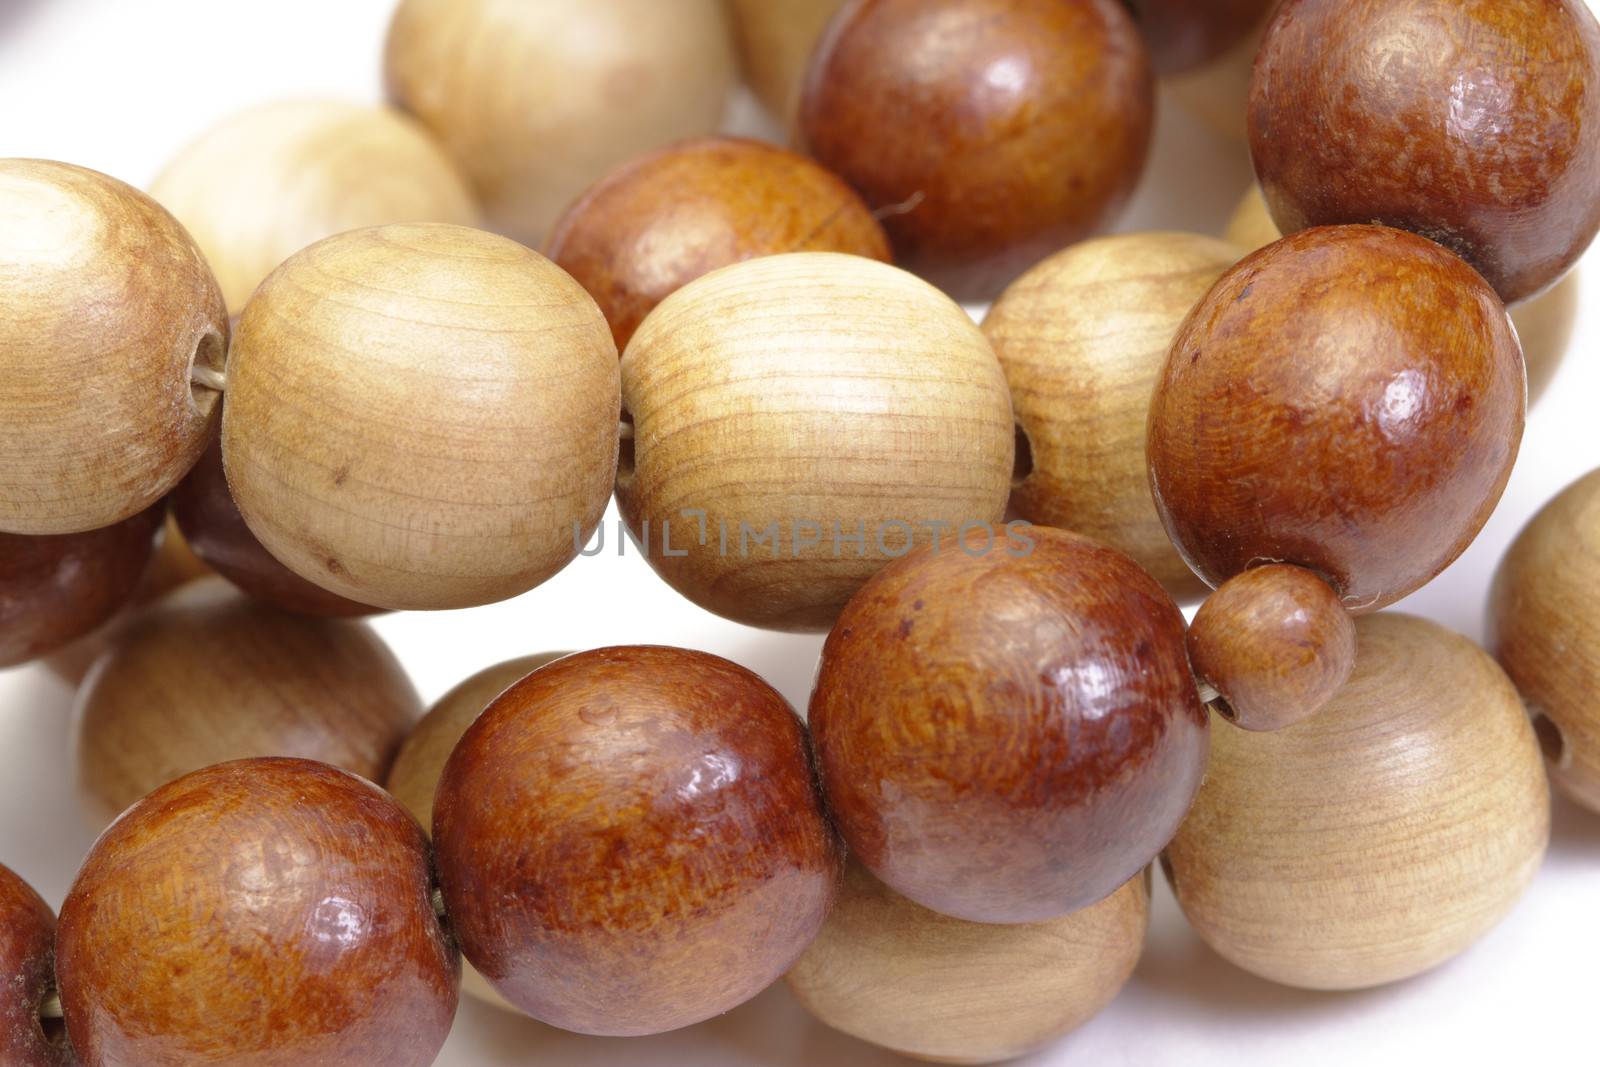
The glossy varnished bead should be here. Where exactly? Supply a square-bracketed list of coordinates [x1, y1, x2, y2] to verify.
[1125, 0, 1274, 74]
[1248, 0, 1600, 304]
[800, 0, 1154, 301]
[0, 865, 70, 1067]
[1165, 613, 1549, 990]
[56, 758, 459, 1067]
[810, 527, 1208, 923]
[1148, 225, 1525, 611]
[545, 137, 890, 351]
[433, 646, 842, 1036]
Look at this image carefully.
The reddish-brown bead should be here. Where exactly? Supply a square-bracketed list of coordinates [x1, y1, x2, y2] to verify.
[800, 0, 1154, 301]
[56, 758, 458, 1067]
[0, 865, 71, 1066]
[810, 526, 1208, 924]
[1125, 0, 1275, 75]
[433, 646, 842, 1036]
[1148, 225, 1525, 612]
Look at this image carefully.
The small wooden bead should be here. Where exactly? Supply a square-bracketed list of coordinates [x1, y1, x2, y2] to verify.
[71, 578, 421, 823]
[0, 865, 70, 1067]
[0, 159, 228, 535]
[810, 527, 1208, 923]
[1148, 225, 1525, 612]
[56, 758, 459, 1067]
[787, 862, 1148, 1065]
[1125, 0, 1274, 75]
[222, 224, 619, 611]
[384, 0, 734, 247]
[1165, 613, 1550, 990]
[982, 232, 1242, 602]
[433, 646, 841, 1036]
[545, 136, 890, 352]
[149, 100, 478, 314]
[0, 503, 163, 668]
[799, 0, 1154, 301]
[1489, 468, 1600, 814]
[1187, 563, 1356, 732]
[1249, 0, 1600, 304]
[727, 0, 847, 125]
[618, 252, 1013, 631]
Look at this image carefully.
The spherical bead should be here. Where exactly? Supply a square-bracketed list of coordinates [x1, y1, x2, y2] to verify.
[1165, 12, 1269, 143]
[1165, 613, 1550, 990]
[433, 646, 841, 1036]
[726, 0, 847, 124]
[0, 864, 70, 1067]
[810, 527, 1208, 923]
[0, 159, 228, 534]
[1125, 0, 1274, 75]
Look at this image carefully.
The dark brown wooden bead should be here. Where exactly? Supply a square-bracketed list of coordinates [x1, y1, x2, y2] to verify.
[1248, 0, 1600, 305]
[545, 137, 890, 352]
[1125, 0, 1275, 75]
[800, 0, 1154, 301]
[1187, 563, 1356, 732]
[0, 503, 163, 668]
[810, 526, 1208, 924]
[1148, 225, 1525, 613]
[433, 646, 841, 1036]
[0, 865, 71, 1067]
[170, 427, 379, 617]
[56, 758, 458, 1067]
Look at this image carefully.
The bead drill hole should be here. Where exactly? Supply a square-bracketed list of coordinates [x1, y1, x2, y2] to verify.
[617, 410, 636, 483]
[1012, 423, 1034, 487]
[1532, 712, 1570, 770]
[188, 329, 227, 415]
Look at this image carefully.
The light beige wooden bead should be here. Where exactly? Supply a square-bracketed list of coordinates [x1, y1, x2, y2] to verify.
[1165, 612, 1550, 990]
[727, 0, 846, 127]
[1489, 468, 1600, 814]
[787, 861, 1148, 1065]
[617, 252, 1014, 631]
[71, 577, 421, 824]
[222, 223, 619, 611]
[0, 159, 228, 535]
[384, 0, 735, 247]
[149, 100, 479, 314]
[982, 232, 1241, 601]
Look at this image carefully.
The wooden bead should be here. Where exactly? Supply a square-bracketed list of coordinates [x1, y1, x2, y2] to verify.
[171, 425, 377, 617]
[0, 159, 228, 535]
[617, 252, 1013, 631]
[727, 0, 847, 124]
[433, 646, 841, 1036]
[384, 0, 734, 247]
[222, 224, 619, 611]
[0, 502, 163, 668]
[1165, 11, 1269, 143]
[1148, 225, 1525, 612]
[1125, 0, 1274, 75]
[1248, 0, 1600, 305]
[799, 0, 1154, 301]
[1187, 563, 1356, 731]
[71, 578, 421, 823]
[982, 232, 1241, 602]
[149, 100, 478, 314]
[1226, 185, 1580, 407]
[1489, 468, 1600, 814]
[0, 865, 70, 1067]
[810, 527, 1208, 923]
[545, 136, 890, 352]
[1164, 613, 1550, 989]
[787, 862, 1148, 1065]
[56, 758, 459, 1067]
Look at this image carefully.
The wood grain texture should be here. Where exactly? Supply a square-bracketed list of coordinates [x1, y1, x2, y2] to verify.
[148, 100, 479, 314]
[1249, 0, 1600, 304]
[1125, 0, 1274, 74]
[1165, 613, 1550, 990]
[433, 646, 842, 1036]
[1489, 468, 1600, 813]
[810, 527, 1208, 923]
[0, 502, 162, 668]
[787, 861, 1147, 1064]
[1187, 563, 1356, 732]
[0, 159, 228, 535]
[71, 578, 421, 824]
[727, 0, 848, 125]
[56, 758, 459, 1067]
[384, 0, 734, 247]
[617, 252, 1013, 631]
[222, 223, 619, 611]
[982, 232, 1241, 602]
[799, 0, 1154, 301]
[545, 136, 889, 351]
[1148, 225, 1525, 612]
[0, 864, 72, 1066]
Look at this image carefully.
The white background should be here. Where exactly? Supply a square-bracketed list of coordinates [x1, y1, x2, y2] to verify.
[0, 1, 1595, 1064]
